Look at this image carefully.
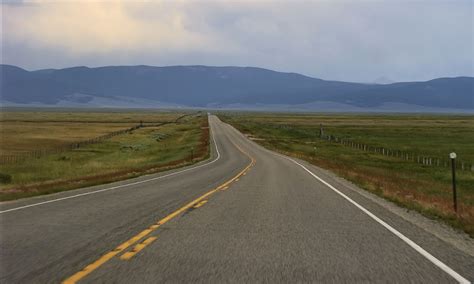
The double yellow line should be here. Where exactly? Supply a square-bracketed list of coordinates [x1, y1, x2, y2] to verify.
[63, 143, 255, 284]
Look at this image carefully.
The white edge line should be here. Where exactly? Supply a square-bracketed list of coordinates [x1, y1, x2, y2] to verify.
[224, 122, 469, 284]
[286, 157, 470, 284]
[0, 116, 221, 214]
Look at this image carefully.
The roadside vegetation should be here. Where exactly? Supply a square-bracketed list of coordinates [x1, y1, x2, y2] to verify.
[0, 110, 210, 201]
[219, 113, 474, 236]
[0, 110, 181, 155]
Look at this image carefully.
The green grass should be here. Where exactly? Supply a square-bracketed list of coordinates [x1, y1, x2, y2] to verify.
[219, 113, 474, 236]
[223, 113, 474, 161]
[0, 110, 209, 201]
[0, 110, 184, 155]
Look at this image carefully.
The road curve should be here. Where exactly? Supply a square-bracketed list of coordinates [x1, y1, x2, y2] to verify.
[0, 115, 473, 283]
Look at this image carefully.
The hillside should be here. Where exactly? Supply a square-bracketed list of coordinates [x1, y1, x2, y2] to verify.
[1, 64, 473, 111]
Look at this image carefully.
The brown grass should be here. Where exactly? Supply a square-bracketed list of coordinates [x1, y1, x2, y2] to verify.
[0, 112, 210, 201]
[0, 110, 185, 155]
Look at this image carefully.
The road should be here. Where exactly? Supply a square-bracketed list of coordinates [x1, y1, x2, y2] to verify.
[1, 115, 473, 283]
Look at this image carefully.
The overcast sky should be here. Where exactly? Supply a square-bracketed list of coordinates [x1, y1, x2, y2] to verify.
[1, 0, 473, 82]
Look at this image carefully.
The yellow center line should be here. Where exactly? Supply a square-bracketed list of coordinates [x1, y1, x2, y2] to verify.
[63, 142, 255, 284]
[120, 237, 158, 261]
[193, 200, 208, 208]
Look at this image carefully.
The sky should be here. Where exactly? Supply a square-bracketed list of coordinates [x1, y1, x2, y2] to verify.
[1, 0, 473, 82]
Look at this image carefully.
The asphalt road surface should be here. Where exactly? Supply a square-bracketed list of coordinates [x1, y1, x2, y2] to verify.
[1, 115, 473, 283]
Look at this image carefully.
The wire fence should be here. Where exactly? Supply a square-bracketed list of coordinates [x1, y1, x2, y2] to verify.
[319, 133, 473, 172]
[266, 123, 473, 172]
[0, 112, 200, 165]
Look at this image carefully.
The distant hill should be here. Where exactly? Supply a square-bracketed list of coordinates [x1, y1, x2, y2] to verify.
[1, 64, 473, 112]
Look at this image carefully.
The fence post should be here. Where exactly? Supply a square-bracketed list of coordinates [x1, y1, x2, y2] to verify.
[450, 153, 458, 213]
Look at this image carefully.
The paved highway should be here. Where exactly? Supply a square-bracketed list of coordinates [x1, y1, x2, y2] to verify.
[1, 115, 473, 283]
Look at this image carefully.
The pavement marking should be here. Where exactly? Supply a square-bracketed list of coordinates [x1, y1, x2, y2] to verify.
[193, 200, 208, 208]
[285, 157, 470, 284]
[220, 117, 472, 284]
[62, 142, 255, 284]
[226, 121, 470, 284]
[120, 237, 157, 261]
[0, 118, 222, 215]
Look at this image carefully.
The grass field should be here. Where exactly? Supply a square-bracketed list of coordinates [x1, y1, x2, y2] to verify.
[220, 113, 474, 236]
[0, 110, 209, 201]
[0, 110, 181, 155]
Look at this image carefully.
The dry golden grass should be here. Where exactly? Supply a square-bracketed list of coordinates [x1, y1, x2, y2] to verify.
[0, 110, 180, 123]
[0, 122, 134, 155]
[0, 110, 184, 155]
[0, 110, 209, 201]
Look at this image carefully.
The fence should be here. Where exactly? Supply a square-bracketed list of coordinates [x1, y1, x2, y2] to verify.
[267, 124, 473, 172]
[0, 112, 202, 165]
[319, 133, 473, 172]
[0, 124, 144, 165]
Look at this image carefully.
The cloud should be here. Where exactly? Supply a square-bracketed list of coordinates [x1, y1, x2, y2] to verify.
[1, 0, 473, 82]
[2, 1, 235, 54]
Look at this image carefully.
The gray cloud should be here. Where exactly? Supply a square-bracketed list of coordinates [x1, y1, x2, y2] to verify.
[1, 0, 473, 82]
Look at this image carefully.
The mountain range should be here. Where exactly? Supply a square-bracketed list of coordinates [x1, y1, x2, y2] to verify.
[1, 64, 473, 112]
